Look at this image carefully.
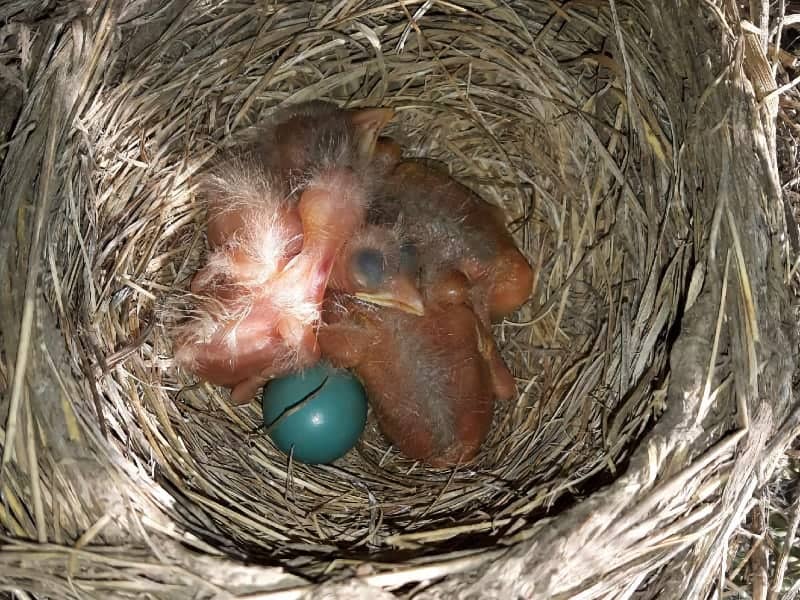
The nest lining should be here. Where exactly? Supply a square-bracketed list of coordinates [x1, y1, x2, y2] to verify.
[152, 6, 643, 559]
[0, 0, 797, 598]
[73, 1, 641, 562]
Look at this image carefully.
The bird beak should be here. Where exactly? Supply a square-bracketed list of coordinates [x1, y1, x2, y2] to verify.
[355, 277, 425, 316]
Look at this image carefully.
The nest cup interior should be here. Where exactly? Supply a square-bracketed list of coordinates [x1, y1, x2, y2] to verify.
[60, 1, 672, 578]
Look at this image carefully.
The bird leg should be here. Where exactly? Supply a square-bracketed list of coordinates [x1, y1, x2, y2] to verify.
[475, 319, 517, 401]
[228, 322, 320, 406]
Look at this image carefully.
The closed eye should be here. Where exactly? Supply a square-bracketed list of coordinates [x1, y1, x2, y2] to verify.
[351, 248, 386, 290]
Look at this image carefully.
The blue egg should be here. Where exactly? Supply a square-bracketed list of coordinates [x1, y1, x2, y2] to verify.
[262, 362, 367, 464]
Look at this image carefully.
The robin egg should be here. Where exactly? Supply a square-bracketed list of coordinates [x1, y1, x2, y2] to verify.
[261, 362, 368, 464]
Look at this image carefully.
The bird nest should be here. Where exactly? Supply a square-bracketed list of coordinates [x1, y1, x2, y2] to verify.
[1, 1, 799, 598]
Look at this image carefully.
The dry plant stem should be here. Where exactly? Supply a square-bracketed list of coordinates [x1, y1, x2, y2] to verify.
[748, 498, 769, 600]
[1, 83, 61, 472]
[24, 394, 45, 543]
[772, 0, 786, 79]
[769, 477, 800, 600]
[75, 336, 108, 439]
[786, 580, 800, 600]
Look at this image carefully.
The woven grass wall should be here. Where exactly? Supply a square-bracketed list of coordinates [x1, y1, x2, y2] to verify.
[0, 0, 799, 598]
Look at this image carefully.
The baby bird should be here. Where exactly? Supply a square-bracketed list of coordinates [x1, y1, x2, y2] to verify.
[371, 160, 534, 325]
[319, 230, 511, 466]
[360, 160, 527, 403]
[319, 269, 501, 467]
[174, 101, 397, 404]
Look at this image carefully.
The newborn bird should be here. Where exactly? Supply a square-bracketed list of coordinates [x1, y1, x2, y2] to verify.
[371, 161, 534, 325]
[319, 269, 502, 467]
[320, 230, 511, 466]
[357, 161, 527, 403]
[174, 101, 396, 404]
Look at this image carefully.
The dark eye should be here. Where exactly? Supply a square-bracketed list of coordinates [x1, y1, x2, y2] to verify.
[351, 248, 386, 290]
[399, 243, 418, 276]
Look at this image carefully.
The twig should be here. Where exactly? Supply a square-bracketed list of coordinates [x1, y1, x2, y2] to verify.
[769, 478, 800, 600]
[1, 78, 61, 472]
[748, 498, 769, 600]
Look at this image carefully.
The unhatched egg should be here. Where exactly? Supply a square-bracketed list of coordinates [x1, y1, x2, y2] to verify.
[261, 362, 367, 464]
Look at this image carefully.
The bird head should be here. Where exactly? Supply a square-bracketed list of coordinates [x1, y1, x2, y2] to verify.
[329, 225, 425, 316]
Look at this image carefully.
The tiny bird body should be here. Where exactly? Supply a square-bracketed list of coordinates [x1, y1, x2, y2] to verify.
[174, 101, 396, 404]
[315, 159, 533, 466]
[319, 289, 497, 467]
[319, 249, 509, 466]
[361, 161, 531, 405]
[371, 161, 534, 325]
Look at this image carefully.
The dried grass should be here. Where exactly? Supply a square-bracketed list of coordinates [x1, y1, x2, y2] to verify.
[0, 0, 798, 598]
